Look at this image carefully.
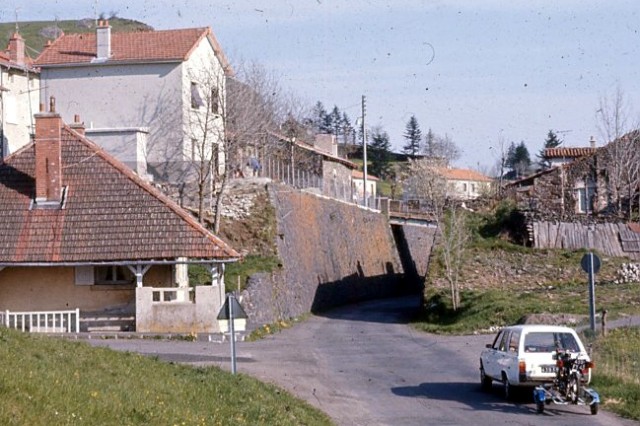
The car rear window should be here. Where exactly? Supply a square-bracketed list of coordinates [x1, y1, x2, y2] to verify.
[523, 332, 580, 353]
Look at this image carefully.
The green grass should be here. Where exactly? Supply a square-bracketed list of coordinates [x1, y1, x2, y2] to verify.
[587, 327, 640, 420]
[414, 279, 640, 335]
[0, 328, 332, 425]
[1, 18, 152, 57]
[189, 255, 281, 293]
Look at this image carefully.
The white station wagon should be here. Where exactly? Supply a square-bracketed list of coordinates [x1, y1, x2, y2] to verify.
[479, 324, 591, 399]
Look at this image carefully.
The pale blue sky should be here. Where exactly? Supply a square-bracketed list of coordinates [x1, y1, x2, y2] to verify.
[5, 0, 640, 170]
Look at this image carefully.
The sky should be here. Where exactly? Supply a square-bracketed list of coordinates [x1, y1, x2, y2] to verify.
[4, 0, 640, 171]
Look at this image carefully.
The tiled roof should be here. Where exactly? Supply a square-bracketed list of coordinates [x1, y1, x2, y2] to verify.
[434, 167, 492, 182]
[0, 50, 36, 72]
[0, 126, 239, 264]
[544, 147, 598, 158]
[351, 170, 379, 181]
[34, 27, 231, 73]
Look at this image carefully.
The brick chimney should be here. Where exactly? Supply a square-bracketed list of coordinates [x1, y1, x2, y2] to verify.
[7, 32, 25, 66]
[34, 97, 63, 204]
[96, 20, 111, 60]
[69, 114, 85, 136]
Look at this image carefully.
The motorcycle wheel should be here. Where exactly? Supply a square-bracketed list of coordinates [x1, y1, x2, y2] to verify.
[590, 403, 599, 415]
[568, 373, 581, 404]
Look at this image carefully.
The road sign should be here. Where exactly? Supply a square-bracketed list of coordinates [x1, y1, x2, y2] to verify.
[581, 252, 601, 274]
[217, 295, 248, 320]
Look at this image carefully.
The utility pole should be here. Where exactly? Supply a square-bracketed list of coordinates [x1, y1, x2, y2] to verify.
[361, 95, 368, 207]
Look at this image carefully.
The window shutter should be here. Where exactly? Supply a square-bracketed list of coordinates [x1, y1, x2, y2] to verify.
[75, 266, 94, 285]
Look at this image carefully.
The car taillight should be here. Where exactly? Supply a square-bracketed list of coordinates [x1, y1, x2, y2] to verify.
[556, 360, 564, 368]
[519, 360, 526, 374]
[585, 361, 594, 369]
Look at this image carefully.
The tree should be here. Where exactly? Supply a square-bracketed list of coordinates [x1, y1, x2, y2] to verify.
[506, 141, 531, 178]
[311, 101, 330, 133]
[423, 128, 461, 165]
[368, 126, 392, 178]
[402, 115, 422, 156]
[596, 87, 640, 219]
[341, 112, 355, 144]
[188, 60, 297, 232]
[440, 207, 469, 311]
[537, 130, 563, 170]
[405, 158, 469, 311]
[329, 105, 342, 137]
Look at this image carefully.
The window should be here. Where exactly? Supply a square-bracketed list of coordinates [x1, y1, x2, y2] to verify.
[575, 179, 596, 214]
[95, 266, 133, 285]
[211, 87, 219, 114]
[508, 330, 521, 352]
[191, 138, 198, 161]
[191, 82, 204, 109]
[524, 332, 579, 353]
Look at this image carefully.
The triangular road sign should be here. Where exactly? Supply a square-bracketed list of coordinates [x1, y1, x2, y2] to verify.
[217, 295, 248, 320]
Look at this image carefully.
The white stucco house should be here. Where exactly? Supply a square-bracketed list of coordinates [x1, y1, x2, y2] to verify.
[34, 20, 232, 182]
[1, 32, 40, 159]
[435, 167, 492, 200]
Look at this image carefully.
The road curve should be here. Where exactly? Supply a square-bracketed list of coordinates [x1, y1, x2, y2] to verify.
[88, 296, 638, 426]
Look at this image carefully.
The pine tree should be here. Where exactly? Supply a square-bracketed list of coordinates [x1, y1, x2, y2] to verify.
[369, 127, 392, 178]
[537, 130, 563, 169]
[311, 101, 330, 133]
[402, 115, 422, 156]
[329, 106, 342, 136]
[506, 141, 532, 178]
[341, 112, 354, 144]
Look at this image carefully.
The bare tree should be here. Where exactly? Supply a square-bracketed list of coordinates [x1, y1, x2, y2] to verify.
[187, 59, 307, 232]
[423, 129, 461, 165]
[596, 87, 640, 219]
[406, 158, 469, 311]
[440, 207, 469, 311]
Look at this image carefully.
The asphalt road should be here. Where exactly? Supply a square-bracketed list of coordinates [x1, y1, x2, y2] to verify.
[87, 296, 639, 426]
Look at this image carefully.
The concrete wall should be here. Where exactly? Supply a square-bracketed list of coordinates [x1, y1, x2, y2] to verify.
[241, 184, 424, 326]
[135, 285, 223, 333]
[85, 127, 151, 178]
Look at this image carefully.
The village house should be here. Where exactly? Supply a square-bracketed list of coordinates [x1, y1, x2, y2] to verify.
[434, 166, 492, 200]
[257, 132, 359, 203]
[1, 32, 39, 159]
[542, 138, 598, 168]
[504, 132, 640, 257]
[0, 99, 239, 334]
[33, 21, 232, 182]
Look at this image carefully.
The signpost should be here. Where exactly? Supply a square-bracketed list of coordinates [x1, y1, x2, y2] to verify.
[581, 252, 601, 332]
[217, 293, 248, 374]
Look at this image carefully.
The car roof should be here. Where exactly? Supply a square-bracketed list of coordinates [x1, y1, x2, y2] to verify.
[502, 324, 577, 333]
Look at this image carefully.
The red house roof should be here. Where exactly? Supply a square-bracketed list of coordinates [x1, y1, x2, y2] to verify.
[543, 147, 598, 159]
[434, 167, 492, 182]
[0, 118, 239, 264]
[34, 26, 231, 73]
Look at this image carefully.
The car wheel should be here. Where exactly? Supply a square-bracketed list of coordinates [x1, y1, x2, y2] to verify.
[501, 372, 511, 400]
[480, 364, 492, 392]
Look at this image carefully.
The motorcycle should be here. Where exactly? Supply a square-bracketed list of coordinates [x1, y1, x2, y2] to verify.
[533, 348, 600, 415]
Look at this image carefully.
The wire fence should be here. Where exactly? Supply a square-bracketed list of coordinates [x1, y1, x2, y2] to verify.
[587, 327, 640, 384]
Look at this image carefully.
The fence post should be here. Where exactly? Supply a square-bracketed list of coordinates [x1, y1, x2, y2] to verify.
[601, 309, 608, 337]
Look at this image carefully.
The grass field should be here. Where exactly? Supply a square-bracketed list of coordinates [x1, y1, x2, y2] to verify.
[0, 328, 332, 425]
[587, 327, 640, 420]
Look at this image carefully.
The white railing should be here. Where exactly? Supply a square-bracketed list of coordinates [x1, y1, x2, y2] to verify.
[1, 308, 80, 333]
[151, 287, 194, 303]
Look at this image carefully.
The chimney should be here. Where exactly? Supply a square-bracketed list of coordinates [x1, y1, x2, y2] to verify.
[96, 20, 111, 60]
[589, 136, 596, 148]
[34, 97, 63, 204]
[8, 32, 25, 66]
[69, 114, 85, 136]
